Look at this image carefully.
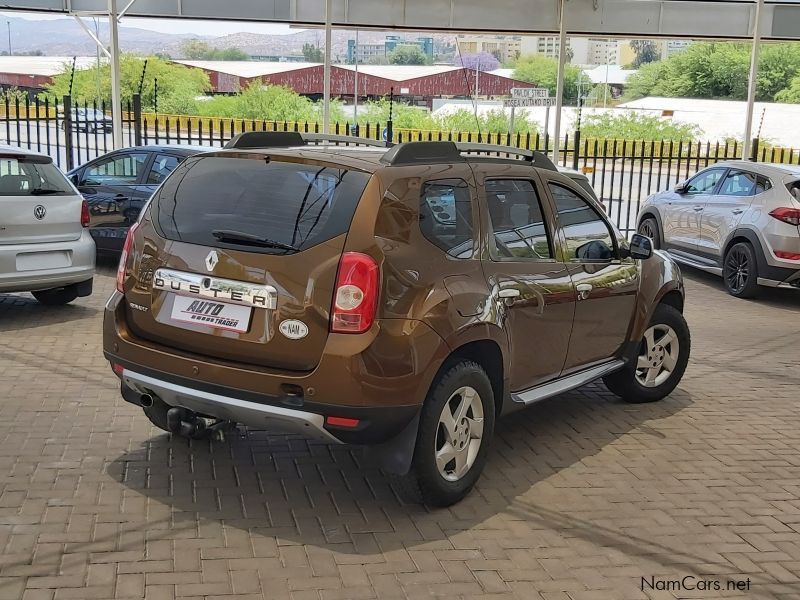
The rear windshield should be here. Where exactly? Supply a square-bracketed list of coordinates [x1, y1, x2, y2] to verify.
[0, 156, 74, 197]
[154, 155, 370, 253]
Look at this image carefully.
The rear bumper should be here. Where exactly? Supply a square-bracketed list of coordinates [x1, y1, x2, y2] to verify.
[758, 267, 800, 289]
[118, 365, 420, 445]
[0, 231, 96, 293]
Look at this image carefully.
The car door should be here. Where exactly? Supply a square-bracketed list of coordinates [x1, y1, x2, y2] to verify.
[698, 169, 758, 259]
[476, 168, 576, 392]
[546, 179, 639, 372]
[77, 151, 150, 251]
[662, 167, 726, 252]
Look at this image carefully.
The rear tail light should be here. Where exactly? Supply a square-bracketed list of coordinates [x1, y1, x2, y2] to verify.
[769, 207, 800, 226]
[80, 199, 90, 227]
[116, 222, 139, 293]
[774, 250, 800, 261]
[111, 362, 124, 377]
[331, 252, 379, 334]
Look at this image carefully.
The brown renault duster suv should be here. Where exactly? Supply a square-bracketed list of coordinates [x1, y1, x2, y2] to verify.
[104, 132, 690, 506]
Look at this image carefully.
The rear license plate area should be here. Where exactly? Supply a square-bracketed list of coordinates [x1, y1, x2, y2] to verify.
[169, 294, 252, 333]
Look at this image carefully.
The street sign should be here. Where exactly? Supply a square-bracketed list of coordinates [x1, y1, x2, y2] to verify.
[511, 87, 549, 99]
[503, 97, 558, 108]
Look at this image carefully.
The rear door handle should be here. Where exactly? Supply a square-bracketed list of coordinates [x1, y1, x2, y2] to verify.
[732, 209, 744, 215]
[576, 283, 593, 300]
[693, 206, 704, 212]
[499, 288, 521, 299]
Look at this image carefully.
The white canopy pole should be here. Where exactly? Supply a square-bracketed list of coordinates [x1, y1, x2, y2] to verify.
[108, 0, 123, 149]
[322, 0, 332, 134]
[743, 0, 764, 160]
[552, 0, 567, 164]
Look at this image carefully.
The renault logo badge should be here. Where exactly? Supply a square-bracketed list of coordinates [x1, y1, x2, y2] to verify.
[205, 250, 219, 271]
[33, 205, 46, 220]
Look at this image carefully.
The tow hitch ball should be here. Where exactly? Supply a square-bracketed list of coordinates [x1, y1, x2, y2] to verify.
[166, 407, 207, 438]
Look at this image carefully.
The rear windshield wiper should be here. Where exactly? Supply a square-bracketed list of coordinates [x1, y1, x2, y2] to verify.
[211, 229, 299, 252]
[30, 188, 64, 195]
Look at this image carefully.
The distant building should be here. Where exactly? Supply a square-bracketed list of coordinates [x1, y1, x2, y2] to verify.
[346, 36, 434, 64]
[455, 35, 522, 63]
[0, 56, 97, 93]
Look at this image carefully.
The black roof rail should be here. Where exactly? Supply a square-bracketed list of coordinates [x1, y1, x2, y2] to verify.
[224, 131, 386, 150]
[380, 141, 558, 171]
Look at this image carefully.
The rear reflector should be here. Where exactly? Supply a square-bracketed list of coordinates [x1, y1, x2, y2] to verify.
[331, 252, 379, 334]
[775, 250, 800, 261]
[326, 416, 360, 428]
[80, 199, 90, 227]
[116, 222, 139, 293]
[111, 363, 124, 377]
[769, 207, 800, 226]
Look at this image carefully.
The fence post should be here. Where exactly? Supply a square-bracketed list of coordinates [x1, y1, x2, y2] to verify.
[750, 137, 759, 162]
[132, 94, 142, 146]
[63, 95, 74, 172]
[572, 129, 581, 171]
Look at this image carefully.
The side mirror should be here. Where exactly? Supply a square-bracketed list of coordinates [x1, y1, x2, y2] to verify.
[629, 233, 653, 260]
[70, 174, 80, 186]
[674, 182, 689, 194]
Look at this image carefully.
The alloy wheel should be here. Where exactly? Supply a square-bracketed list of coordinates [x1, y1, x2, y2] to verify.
[635, 324, 680, 388]
[725, 246, 750, 294]
[640, 220, 656, 239]
[435, 386, 484, 482]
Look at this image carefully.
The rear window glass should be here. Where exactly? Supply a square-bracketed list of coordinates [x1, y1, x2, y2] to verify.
[154, 156, 371, 253]
[0, 157, 74, 197]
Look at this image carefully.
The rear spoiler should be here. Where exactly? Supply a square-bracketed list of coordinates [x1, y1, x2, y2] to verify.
[0, 153, 52, 164]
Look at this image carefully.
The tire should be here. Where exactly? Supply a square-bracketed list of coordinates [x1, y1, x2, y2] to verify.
[638, 216, 661, 249]
[32, 286, 79, 306]
[723, 242, 760, 299]
[392, 360, 495, 507]
[603, 304, 690, 404]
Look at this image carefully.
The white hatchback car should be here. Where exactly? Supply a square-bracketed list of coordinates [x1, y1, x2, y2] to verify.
[637, 161, 800, 298]
[0, 146, 95, 305]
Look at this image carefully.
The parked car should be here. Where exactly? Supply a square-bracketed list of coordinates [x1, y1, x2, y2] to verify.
[637, 161, 800, 298]
[61, 107, 114, 134]
[67, 145, 207, 252]
[0, 146, 95, 305]
[104, 133, 690, 506]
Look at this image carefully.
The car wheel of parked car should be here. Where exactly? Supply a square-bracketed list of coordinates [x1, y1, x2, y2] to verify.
[638, 217, 661, 249]
[603, 304, 690, 404]
[32, 287, 79, 306]
[393, 361, 495, 507]
[723, 242, 759, 298]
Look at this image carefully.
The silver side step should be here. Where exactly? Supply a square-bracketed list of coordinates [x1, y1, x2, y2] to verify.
[664, 250, 722, 276]
[511, 360, 625, 406]
[123, 370, 342, 444]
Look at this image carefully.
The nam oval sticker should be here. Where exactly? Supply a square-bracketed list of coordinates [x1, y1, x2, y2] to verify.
[279, 320, 309, 340]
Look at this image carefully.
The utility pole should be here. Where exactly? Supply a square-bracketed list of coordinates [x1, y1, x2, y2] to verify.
[93, 18, 101, 101]
[353, 29, 359, 127]
[6, 21, 11, 56]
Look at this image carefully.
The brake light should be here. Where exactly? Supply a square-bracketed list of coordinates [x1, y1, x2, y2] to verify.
[326, 416, 360, 428]
[775, 250, 800, 260]
[769, 207, 800, 226]
[116, 222, 139, 293]
[331, 252, 379, 334]
[80, 199, 90, 227]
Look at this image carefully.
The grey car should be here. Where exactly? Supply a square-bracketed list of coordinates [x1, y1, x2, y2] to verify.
[0, 146, 95, 305]
[637, 161, 800, 298]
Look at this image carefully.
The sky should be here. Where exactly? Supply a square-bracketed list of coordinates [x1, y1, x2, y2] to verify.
[0, 10, 300, 37]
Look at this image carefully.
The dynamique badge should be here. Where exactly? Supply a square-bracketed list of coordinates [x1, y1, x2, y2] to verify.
[205, 250, 219, 271]
[33, 205, 46, 220]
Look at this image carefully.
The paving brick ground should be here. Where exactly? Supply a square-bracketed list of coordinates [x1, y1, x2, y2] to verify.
[1, 261, 799, 600]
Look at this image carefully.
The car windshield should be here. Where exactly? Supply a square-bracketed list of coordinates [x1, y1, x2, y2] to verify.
[0, 156, 74, 197]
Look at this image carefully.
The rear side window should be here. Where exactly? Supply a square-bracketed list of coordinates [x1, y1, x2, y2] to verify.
[485, 179, 552, 260]
[0, 156, 73, 196]
[419, 179, 474, 258]
[719, 171, 757, 196]
[154, 156, 370, 253]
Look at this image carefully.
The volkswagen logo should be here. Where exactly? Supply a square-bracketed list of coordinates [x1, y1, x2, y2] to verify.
[205, 250, 219, 272]
[33, 205, 46, 220]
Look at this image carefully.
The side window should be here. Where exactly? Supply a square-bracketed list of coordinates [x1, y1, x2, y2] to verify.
[147, 154, 181, 185]
[719, 171, 757, 197]
[485, 179, 552, 260]
[686, 168, 724, 194]
[549, 183, 616, 262]
[83, 153, 148, 186]
[756, 175, 772, 194]
[419, 179, 474, 259]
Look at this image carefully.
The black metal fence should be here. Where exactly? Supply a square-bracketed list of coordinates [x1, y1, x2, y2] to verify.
[3, 93, 798, 233]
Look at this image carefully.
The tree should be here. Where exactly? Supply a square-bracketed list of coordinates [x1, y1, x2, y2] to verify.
[302, 43, 323, 62]
[388, 45, 431, 66]
[513, 54, 582, 104]
[44, 54, 210, 112]
[455, 52, 500, 72]
[629, 40, 661, 68]
[180, 40, 249, 61]
[579, 112, 700, 141]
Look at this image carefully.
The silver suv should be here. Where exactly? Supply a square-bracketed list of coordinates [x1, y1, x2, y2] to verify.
[0, 146, 95, 304]
[637, 161, 800, 298]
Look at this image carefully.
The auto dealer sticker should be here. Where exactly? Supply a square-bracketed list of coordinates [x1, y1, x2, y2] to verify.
[280, 320, 309, 340]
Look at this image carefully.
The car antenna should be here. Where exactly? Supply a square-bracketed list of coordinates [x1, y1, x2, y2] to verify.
[455, 38, 483, 141]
